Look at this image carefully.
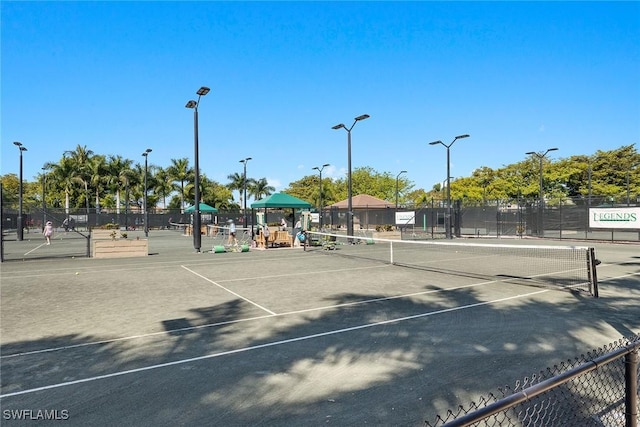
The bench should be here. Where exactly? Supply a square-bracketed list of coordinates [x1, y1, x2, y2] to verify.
[273, 231, 292, 247]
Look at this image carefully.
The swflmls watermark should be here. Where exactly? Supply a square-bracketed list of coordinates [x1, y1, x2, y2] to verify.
[3, 409, 69, 421]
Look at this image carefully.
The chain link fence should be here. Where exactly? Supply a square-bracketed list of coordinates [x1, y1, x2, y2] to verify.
[2, 197, 638, 261]
[425, 334, 640, 427]
[322, 197, 639, 242]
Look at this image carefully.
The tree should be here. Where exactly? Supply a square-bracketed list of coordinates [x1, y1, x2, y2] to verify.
[198, 175, 234, 210]
[45, 157, 76, 214]
[1, 174, 19, 207]
[226, 172, 245, 204]
[154, 167, 174, 209]
[167, 158, 193, 212]
[283, 175, 319, 204]
[249, 178, 275, 201]
[63, 145, 95, 213]
[105, 155, 134, 215]
[88, 155, 107, 212]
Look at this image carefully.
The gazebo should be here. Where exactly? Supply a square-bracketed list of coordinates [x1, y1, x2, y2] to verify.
[251, 193, 311, 226]
[183, 203, 218, 236]
[184, 202, 218, 213]
[251, 193, 312, 247]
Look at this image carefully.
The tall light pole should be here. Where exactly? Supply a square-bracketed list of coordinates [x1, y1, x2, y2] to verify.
[429, 134, 469, 239]
[240, 157, 252, 230]
[185, 86, 210, 252]
[13, 142, 27, 241]
[395, 170, 407, 209]
[313, 163, 330, 229]
[526, 148, 558, 237]
[332, 114, 370, 239]
[142, 148, 152, 237]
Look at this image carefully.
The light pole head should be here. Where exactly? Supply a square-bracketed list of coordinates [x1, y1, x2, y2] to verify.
[332, 123, 346, 130]
[429, 140, 443, 146]
[354, 114, 370, 121]
[142, 148, 152, 157]
[20, 147, 27, 152]
[455, 134, 470, 140]
[323, 163, 330, 168]
[312, 167, 320, 171]
[13, 141, 22, 147]
[398, 170, 407, 177]
[240, 157, 252, 164]
[196, 87, 210, 96]
[185, 100, 197, 109]
[525, 151, 536, 156]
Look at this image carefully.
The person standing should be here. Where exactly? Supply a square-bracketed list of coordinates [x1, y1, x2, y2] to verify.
[262, 222, 270, 249]
[43, 221, 54, 245]
[294, 218, 302, 247]
[228, 219, 237, 245]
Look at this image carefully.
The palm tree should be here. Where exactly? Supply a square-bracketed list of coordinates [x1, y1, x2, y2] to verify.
[226, 172, 245, 204]
[128, 163, 146, 210]
[45, 157, 75, 215]
[167, 158, 192, 213]
[154, 167, 174, 209]
[105, 156, 134, 215]
[64, 145, 94, 214]
[250, 178, 275, 201]
[88, 155, 107, 214]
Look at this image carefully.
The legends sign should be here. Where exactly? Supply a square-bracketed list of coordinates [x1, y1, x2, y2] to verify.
[589, 207, 640, 229]
[395, 211, 416, 226]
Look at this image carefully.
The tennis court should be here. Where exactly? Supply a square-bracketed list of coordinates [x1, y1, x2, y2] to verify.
[1, 231, 638, 425]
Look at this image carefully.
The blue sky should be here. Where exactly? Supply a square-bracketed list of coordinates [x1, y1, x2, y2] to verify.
[2, 1, 639, 202]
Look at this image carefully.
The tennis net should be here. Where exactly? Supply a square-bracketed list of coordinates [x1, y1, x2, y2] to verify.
[306, 231, 600, 297]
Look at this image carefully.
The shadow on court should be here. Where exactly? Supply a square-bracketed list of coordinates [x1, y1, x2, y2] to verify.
[2, 256, 638, 426]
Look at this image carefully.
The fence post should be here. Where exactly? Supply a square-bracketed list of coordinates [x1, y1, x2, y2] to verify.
[559, 198, 563, 239]
[625, 347, 638, 427]
[86, 234, 91, 258]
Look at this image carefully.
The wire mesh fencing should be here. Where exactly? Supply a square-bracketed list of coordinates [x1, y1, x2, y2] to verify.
[425, 334, 640, 427]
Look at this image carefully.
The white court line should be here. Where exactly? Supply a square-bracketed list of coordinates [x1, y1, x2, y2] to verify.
[5, 267, 629, 360]
[0, 277, 496, 359]
[0, 288, 550, 399]
[0, 251, 314, 279]
[180, 265, 277, 315]
[23, 242, 48, 256]
[221, 264, 389, 282]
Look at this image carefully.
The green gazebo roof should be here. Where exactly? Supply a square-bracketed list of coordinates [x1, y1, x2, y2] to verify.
[250, 193, 312, 209]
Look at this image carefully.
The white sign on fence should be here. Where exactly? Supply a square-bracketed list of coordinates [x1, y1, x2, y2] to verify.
[395, 211, 415, 226]
[589, 207, 640, 229]
[70, 214, 87, 224]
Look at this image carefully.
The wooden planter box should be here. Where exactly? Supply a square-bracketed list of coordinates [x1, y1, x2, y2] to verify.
[93, 238, 148, 259]
[92, 229, 120, 240]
